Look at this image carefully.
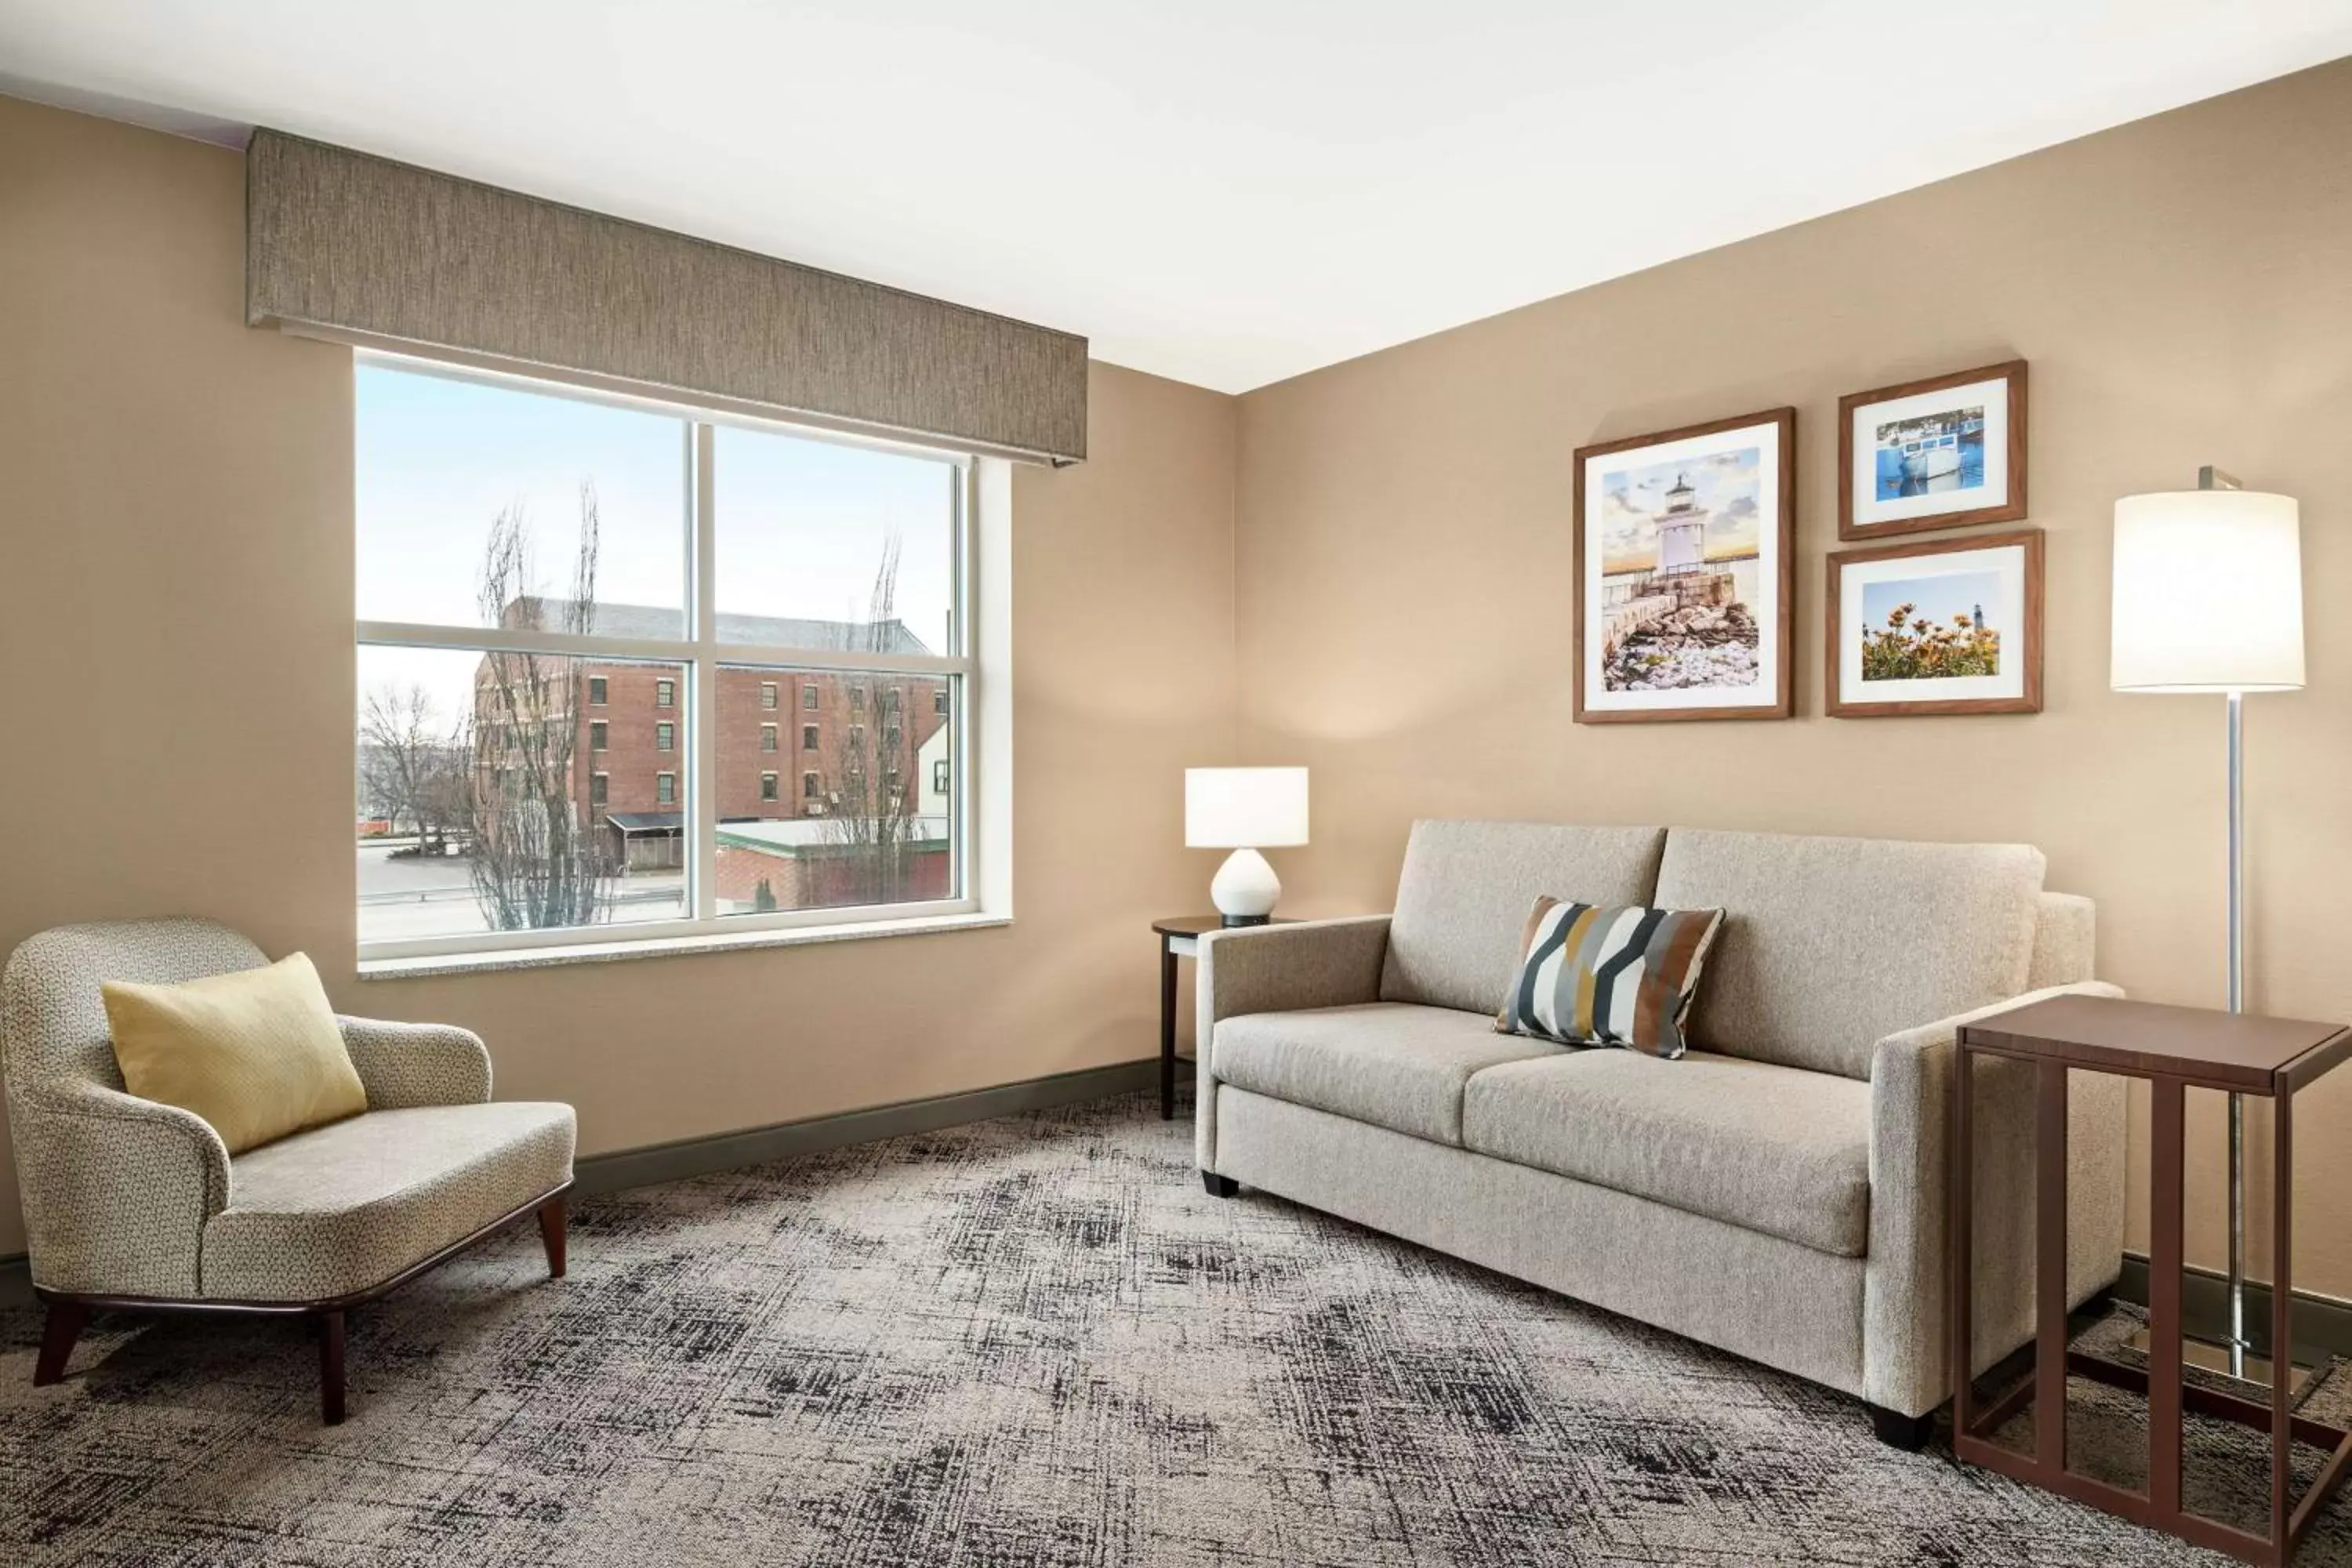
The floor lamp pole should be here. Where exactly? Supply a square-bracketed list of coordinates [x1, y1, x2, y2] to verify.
[2225, 689, 2247, 1380]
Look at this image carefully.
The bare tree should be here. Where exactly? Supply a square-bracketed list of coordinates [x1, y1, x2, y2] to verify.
[466, 486, 619, 930]
[821, 535, 932, 907]
[358, 682, 465, 844]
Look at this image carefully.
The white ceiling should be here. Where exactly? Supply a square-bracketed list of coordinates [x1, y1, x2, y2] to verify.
[5, 2, 2351, 393]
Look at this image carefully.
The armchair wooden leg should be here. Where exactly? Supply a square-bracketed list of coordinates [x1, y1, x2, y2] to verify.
[318, 1309, 347, 1425]
[34, 1300, 89, 1386]
[537, 1195, 568, 1279]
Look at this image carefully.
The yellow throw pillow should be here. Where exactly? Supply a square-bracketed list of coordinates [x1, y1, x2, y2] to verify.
[102, 953, 368, 1154]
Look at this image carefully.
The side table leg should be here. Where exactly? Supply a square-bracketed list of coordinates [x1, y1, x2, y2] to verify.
[1160, 941, 1178, 1120]
[2034, 1059, 2070, 1474]
[2149, 1078, 2185, 1524]
[2273, 1087, 2294, 1552]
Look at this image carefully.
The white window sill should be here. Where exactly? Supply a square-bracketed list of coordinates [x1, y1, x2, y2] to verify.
[358, 910, 1012, 980]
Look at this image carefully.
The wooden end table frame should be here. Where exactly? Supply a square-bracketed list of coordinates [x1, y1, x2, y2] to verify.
[1155, 916, 1290, 1120]
[1953, 996, 2352, 1565]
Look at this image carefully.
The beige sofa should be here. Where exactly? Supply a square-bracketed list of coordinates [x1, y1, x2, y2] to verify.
[1193, 822, 2125, 1446]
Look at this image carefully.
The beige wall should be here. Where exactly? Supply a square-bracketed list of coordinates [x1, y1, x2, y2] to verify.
[0, 95, 1238, 1256]
[1234, 58, 2352, 1294]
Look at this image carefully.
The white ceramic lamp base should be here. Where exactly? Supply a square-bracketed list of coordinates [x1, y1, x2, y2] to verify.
[1210, 847, 1281, 926]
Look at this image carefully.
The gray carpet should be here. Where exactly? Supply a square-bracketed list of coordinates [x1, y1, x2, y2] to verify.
[1, 1091, 2346, 1566]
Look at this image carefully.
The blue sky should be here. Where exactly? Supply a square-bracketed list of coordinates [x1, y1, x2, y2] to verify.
[354, 361, 956, 724]
[1862, 568, 2003, 633]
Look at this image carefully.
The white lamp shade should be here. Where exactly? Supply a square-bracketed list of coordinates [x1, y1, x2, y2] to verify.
[2111, 489, 2304, 693]
[1185, 767, 1308, 848]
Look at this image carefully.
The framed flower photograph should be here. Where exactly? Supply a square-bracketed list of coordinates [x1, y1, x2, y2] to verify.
[1826, 528, 2042, 717]
[1573, 407, 1795, 724]
[1838, 359, 2026, 539]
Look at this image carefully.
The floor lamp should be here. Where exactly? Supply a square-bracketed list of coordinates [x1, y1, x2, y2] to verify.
[2111, 467, 2305, 1385]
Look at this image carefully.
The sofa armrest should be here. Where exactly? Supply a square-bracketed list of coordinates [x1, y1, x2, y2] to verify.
[1861, 979, 2126, 1416]
[336, 1015, 494, 1109]
[13, 1081, 230, 1297]
[1192, 916, 1389, 1173]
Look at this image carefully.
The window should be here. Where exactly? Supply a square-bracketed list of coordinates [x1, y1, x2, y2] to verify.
[933, 760, 950, 793]
[355, 354, 979, 960]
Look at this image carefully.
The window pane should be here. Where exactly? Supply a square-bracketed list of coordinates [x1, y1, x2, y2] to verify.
[358, 646, 688, 943]
[715, 666, 955, 916]
[357, 363, 689, 637]
[713, 426, 956, 657]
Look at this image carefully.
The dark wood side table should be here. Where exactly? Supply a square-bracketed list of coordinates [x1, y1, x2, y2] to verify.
[1953, 993, 2352, 1565]
[1153, 916, 1290, 1120]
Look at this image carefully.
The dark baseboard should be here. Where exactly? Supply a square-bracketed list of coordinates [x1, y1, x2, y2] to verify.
[2115, 1252, 2352, 1361]
[0, 1058, 1160, 1310]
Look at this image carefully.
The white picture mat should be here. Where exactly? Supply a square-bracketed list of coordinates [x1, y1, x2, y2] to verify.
[1838, 541, 2027, 703]
[1849, 375, 2009, 527]
[1581, 419, 1781, 712]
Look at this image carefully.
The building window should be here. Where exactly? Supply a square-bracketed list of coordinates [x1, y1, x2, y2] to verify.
[933, 759, 949, 793]
[935, 688, 949, 715]
[354, 354, 980, 960]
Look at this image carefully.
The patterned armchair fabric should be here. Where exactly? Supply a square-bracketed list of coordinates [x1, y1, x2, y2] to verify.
[3, 918, 574, 1302]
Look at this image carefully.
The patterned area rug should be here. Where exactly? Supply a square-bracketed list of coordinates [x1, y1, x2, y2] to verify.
[2, 1092, 2347, 1566]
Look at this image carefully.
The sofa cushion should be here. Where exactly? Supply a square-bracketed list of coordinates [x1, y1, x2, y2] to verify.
[1653, 827, 2045, 1080]
[1462, 1050, 1872, 1256]
[1497, 898, 1726, 1059]
[202, 1102, 576, 1302]
[1214, 1003, 1561, 1146]
[1381, 822, 1667, 1014]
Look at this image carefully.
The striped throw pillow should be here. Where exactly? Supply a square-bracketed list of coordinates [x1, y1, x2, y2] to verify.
[1496, 897, 1726, 1060]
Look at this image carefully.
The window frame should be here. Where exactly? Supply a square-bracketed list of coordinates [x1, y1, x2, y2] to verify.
[354, 350, 985, 964]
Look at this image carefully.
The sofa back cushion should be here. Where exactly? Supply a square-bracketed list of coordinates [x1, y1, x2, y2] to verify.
[1653, 827, 2045, 1079]
[1381, 821, 1667, 1014]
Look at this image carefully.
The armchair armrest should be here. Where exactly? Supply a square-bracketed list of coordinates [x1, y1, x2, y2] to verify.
[1193, 915, 1390, 1172]
[1861, 979, 2126, 1416]
[336, 1015, 493, 1109]
[13, 1080, 230, 1297]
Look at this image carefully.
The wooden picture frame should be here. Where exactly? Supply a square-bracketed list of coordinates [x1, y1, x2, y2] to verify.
[1838, 359, 2027, 539]
[1572, 406, 1796, 724]
[1826, 528, 2043, 717]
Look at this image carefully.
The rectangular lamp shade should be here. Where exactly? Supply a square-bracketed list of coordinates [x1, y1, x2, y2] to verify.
[2111, 489, 2304, 692]
[1185, 768, 1308, 848]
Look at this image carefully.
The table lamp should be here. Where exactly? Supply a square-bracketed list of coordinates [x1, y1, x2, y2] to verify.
[2111, 466, 2304, 1384]
[1185, 768, 1308, 926]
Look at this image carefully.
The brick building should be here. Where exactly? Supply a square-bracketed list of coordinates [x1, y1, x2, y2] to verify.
[474, 599, 953, 909]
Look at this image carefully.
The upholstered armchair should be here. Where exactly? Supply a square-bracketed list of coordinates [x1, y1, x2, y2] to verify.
[2, 918, 575, 1423]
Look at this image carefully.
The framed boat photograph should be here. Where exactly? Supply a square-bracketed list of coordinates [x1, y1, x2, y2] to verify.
[1573, 407, 1795, 724]
[1838, 359, 2026, 539]
[1826, 528, 2042, 717]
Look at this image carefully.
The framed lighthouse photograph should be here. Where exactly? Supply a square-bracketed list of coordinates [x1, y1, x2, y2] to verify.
[1825, 528, 2043, 717]
[1838, 359, 2027, 539]
[1573, 407, 1795, 723]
